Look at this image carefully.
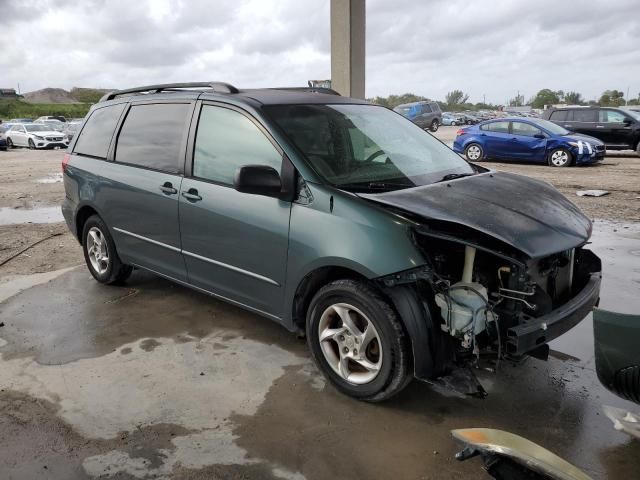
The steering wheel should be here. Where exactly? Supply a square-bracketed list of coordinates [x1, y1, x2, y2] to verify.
[365, 150, 387, 163]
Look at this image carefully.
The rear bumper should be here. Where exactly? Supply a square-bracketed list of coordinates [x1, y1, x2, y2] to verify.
[505, 273, 601, 356]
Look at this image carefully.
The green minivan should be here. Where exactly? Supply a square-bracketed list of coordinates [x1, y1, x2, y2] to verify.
[62, 82, 602, 401]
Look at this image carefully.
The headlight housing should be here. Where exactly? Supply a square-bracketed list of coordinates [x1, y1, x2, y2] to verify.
[33, 135, 44, 140]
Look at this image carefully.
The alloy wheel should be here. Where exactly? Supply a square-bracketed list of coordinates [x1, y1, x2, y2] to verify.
[87, 227, 110, 274]
[317, 302, 383, 385]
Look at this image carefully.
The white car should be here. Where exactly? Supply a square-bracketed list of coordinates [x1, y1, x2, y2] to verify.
[5, 123, 69, 149]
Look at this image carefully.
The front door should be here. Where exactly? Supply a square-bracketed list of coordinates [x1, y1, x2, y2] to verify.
[179, 103, 291, 319]
[598, 109, 635, 148]
[509, 121, 547, 161]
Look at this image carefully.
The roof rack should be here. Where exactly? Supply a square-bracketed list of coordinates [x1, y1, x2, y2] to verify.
[99, 82, 239, 102]
[270, 87, 341, 96]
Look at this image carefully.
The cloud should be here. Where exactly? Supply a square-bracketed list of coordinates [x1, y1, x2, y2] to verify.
[0, 0, 638, 103]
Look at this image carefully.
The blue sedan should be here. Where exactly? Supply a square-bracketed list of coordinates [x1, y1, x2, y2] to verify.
[453, 117, 605, 167]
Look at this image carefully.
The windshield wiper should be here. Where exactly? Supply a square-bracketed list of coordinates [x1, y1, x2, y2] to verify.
[437, 173, 475, 183]
[337, 181, 414, 192]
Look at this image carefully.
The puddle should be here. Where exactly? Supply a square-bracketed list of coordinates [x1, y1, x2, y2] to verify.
[36, 172, 64, 184]
[0, 206, 64, 225]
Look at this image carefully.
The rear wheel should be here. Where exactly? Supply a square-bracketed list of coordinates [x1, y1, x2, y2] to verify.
[82, 215, 133, 284]
[28, 139, 35, 150]
[430, 119, 440, 132]
[465, 143, 484, 161]
[548, 148, 572, 167]
[306, 279, 412, 402]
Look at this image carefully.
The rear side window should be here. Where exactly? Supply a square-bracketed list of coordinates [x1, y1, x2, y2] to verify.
[481, 121, 510, 133]
[421, 103, 432, 114]
[115, 103, 191, 173]
[193, 105, 282, 185]
[549, 110, 569, 121]
[74, 104, 125, 158]
[572, 109, 597, 122]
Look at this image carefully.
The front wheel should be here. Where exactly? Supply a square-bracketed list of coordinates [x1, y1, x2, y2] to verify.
[548, 148, 572, 167]
[82, 215, 133, 284]
[306, 279, 412, 402]
[465, 142, 484, 161]
[6, 138, 14, 149]
[430, 119, 440, 132]
[28, 139, 35, 150]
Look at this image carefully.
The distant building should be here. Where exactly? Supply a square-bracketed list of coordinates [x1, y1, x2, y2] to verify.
[504, 105, 533, 113]
[0, 88, 19, 99]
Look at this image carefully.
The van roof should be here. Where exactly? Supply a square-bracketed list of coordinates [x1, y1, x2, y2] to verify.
[98, 82, 370, 106]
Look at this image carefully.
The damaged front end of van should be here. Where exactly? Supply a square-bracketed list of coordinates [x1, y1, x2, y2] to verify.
[366, 171, 602, 395]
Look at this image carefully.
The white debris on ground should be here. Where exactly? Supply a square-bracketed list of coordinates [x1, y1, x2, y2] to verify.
[576, 190, 610, 197]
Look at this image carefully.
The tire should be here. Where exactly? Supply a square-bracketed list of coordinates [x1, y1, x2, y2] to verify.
[429, 119, 440, 132]
[306, 279, 412, 402]
[82, 215, 133, 284]
[6, 138, 14, 149]
[28, 139, 35, 150]
[465, 142, 484, 162]
[548, 148, 572, 167]
[635, 142, 640, 155]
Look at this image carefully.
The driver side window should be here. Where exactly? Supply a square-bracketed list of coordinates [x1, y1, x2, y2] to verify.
[193, 105, 282, 185]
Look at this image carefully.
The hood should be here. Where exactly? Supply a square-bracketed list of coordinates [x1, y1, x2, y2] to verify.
[563, 133, 604, 146]
[360, 171, 592, 259]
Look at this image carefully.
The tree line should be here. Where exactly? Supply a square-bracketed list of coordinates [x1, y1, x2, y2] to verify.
[370, 89, 640, 111]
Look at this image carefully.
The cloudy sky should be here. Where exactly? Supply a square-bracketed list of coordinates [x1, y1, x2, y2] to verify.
[1, 0, 639, 104]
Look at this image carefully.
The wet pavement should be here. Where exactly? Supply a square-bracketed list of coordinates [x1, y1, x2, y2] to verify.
[0, 206, 64, 225]
[0, 220, 639, 479]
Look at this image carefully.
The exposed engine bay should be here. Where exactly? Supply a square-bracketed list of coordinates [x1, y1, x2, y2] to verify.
[378, 222, 602, 394]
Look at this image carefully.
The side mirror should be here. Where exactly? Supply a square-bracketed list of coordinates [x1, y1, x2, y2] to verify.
[623, 118, 633, 126]
[233, 165, 281, 198]
[533, 133, 546, 139]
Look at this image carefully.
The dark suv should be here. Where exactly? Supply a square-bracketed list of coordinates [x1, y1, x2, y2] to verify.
[393, 101, 442, 132]
[543, 106, 640, 153]
[62, 82, 601, 401]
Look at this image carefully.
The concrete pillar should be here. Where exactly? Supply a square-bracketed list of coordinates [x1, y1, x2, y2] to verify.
[330, 0, 365, 98]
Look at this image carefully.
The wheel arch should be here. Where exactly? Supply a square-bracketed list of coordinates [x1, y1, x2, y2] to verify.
[75, 204, 102, 244]
[289, 263, 446, 381]
[290, 264, 370, 332]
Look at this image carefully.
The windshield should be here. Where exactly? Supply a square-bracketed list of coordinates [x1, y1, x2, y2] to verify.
[531, 118, 569, 135]
[266, 104, 474, 190]
[24, 124, 49, 132]
[626, 110, 640, 121]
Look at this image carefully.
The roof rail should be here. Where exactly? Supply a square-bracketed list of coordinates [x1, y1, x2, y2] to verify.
[99, 82, 239, 102]
[270, 87, 341, 96]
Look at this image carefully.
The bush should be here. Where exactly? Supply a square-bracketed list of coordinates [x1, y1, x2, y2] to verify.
[0, 100, 91, 120]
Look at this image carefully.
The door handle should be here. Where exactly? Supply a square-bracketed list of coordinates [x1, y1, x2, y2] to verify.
[182, 188, 202, 202]
[595, 125, 605, 128]
[159, 182, 177, 195]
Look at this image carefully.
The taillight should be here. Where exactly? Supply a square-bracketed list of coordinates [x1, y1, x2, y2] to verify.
[456, 129, 467, 136]
[62, 153, 70, 172]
